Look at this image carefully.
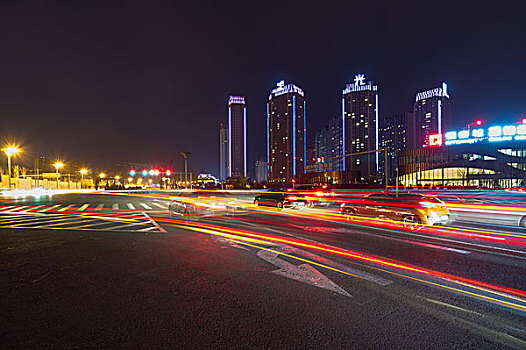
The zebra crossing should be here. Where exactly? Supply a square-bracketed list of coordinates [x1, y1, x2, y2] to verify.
[0, 202, 168, 233]
[0, 201, 169, 214]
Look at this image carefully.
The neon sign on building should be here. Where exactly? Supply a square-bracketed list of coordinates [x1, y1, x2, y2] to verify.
[444, 122, 526, 146]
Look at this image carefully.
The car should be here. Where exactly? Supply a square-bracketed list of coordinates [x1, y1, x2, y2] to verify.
[254, 188, 308, 209]
[340, 192, 449, 230]
[293, 185, 336, 206]
[168, 191, 241, 220]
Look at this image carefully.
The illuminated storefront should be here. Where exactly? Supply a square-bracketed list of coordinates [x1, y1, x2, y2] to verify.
[398, 121, 526, 188]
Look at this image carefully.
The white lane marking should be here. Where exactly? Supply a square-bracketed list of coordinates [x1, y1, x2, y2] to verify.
[112, 203, 119, 210]
[39, 204, 60, 212]
[257, 250, 351, 297]
[78, 204, 89, 211]
[139, 203, 152, 210]
[96, 204, 104, 210]
[59, 204, 74, 212]
[142, 212, 166, 233]
[422, 297, 482, 316]
[127, 203, 136, 210]
[152, 202, 167, 209]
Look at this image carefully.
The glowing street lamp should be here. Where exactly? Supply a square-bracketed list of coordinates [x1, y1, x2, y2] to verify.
[99, 172, 105, 179]
[115, 175, 120, 181]
[54, 161, 64, 188]
[2, 145, 20, 189]
[79, 168, 88, 179]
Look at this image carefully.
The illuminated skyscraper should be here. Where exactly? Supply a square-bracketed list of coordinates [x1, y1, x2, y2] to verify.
[219, 123, 229, 181]
[267, 81, 306, 184]
[342, 74, 379, 184]
[410, 83, 451, 148]
[228, 96, 247, 178]
[381, 111, 412, 183]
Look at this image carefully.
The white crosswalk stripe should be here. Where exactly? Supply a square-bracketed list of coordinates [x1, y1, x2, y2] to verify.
[78, 204, 89, 211]
[139, 203, 152, 210]
[112, 203, 119, 210]
[59, 204, 74, 212]
[38, 204, 60, 212]
[10, 206, 29, 212]
[152, 202, 167, 209]
[127, 203, 136, 210]
[0, 206, 16, 211]
[96, 204, 104, 210]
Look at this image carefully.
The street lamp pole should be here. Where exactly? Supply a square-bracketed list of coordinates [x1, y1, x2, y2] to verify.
[3, 146, 20, 189]
[180, 152, 190, 189]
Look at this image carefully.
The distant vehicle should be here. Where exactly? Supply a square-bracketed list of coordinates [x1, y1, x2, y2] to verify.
[254, 188, 308, 209]
[168, 191, 242, 220]
[340, 192, 449, 230]
[293, 185, 336, 206]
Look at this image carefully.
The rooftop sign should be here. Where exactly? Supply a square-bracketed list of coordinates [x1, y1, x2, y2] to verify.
[415, 82, 449, 102]
[269, 81, 304, 98]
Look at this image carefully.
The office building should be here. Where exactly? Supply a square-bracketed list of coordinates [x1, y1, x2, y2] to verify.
[267, 80, 306, 184]
[310, 115, 343, 173]
[255, 160, 268, 183]
[380, 112, 412, 183]
[399, 120, 526, 188]
[342, 74, 379, 184]
[219, 123, 229, 181]
[228, 96, 247, 178]
[410, 82, 451, 148]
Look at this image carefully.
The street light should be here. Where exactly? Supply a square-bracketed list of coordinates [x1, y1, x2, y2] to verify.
[99, 172, 105, 178]
[54, 161, 64, 189]
[2, 145, 20, 189]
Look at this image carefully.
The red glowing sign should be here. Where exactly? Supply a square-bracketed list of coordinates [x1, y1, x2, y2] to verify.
[522, 118, 526, 124]
[429, 133, 443, 147]
[476, 120, 482, 126]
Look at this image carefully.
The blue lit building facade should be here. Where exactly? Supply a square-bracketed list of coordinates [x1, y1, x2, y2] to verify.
[267, 81, 306, 185]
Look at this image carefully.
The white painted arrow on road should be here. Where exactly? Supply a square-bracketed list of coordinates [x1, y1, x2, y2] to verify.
[257, 250, 352, 297]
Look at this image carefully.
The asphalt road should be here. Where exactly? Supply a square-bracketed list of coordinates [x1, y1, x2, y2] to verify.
[1, 191, 526, 349]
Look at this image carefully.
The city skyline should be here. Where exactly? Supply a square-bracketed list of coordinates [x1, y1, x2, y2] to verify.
[0, 2, 525, 176]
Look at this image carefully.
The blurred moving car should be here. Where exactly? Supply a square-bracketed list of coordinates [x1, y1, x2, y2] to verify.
[340, 192, 449, 230]
[168, 191, 242, 220]
[293, 184, 336, 206]
[254, 189, 308, 209]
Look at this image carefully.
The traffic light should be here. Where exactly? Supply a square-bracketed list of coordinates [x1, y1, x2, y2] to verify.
[129, 169, 136, 176]
[142, 169, 148, 176]
[165, 169, 172, 176]
[476, 120, 483, 126]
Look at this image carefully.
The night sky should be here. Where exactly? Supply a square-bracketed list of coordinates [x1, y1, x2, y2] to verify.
[1, 1, 525, 176]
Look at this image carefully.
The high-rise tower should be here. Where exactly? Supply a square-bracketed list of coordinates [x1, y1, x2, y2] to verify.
[267, 81, 306, 184]
[342, 74, 379, 184]
[219, 123, 229, 181]
[228, 96, 247, 178]
[410, 83, 451, 148]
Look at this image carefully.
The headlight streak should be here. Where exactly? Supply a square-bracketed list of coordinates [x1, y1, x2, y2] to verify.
[162, 218, 526, 313]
